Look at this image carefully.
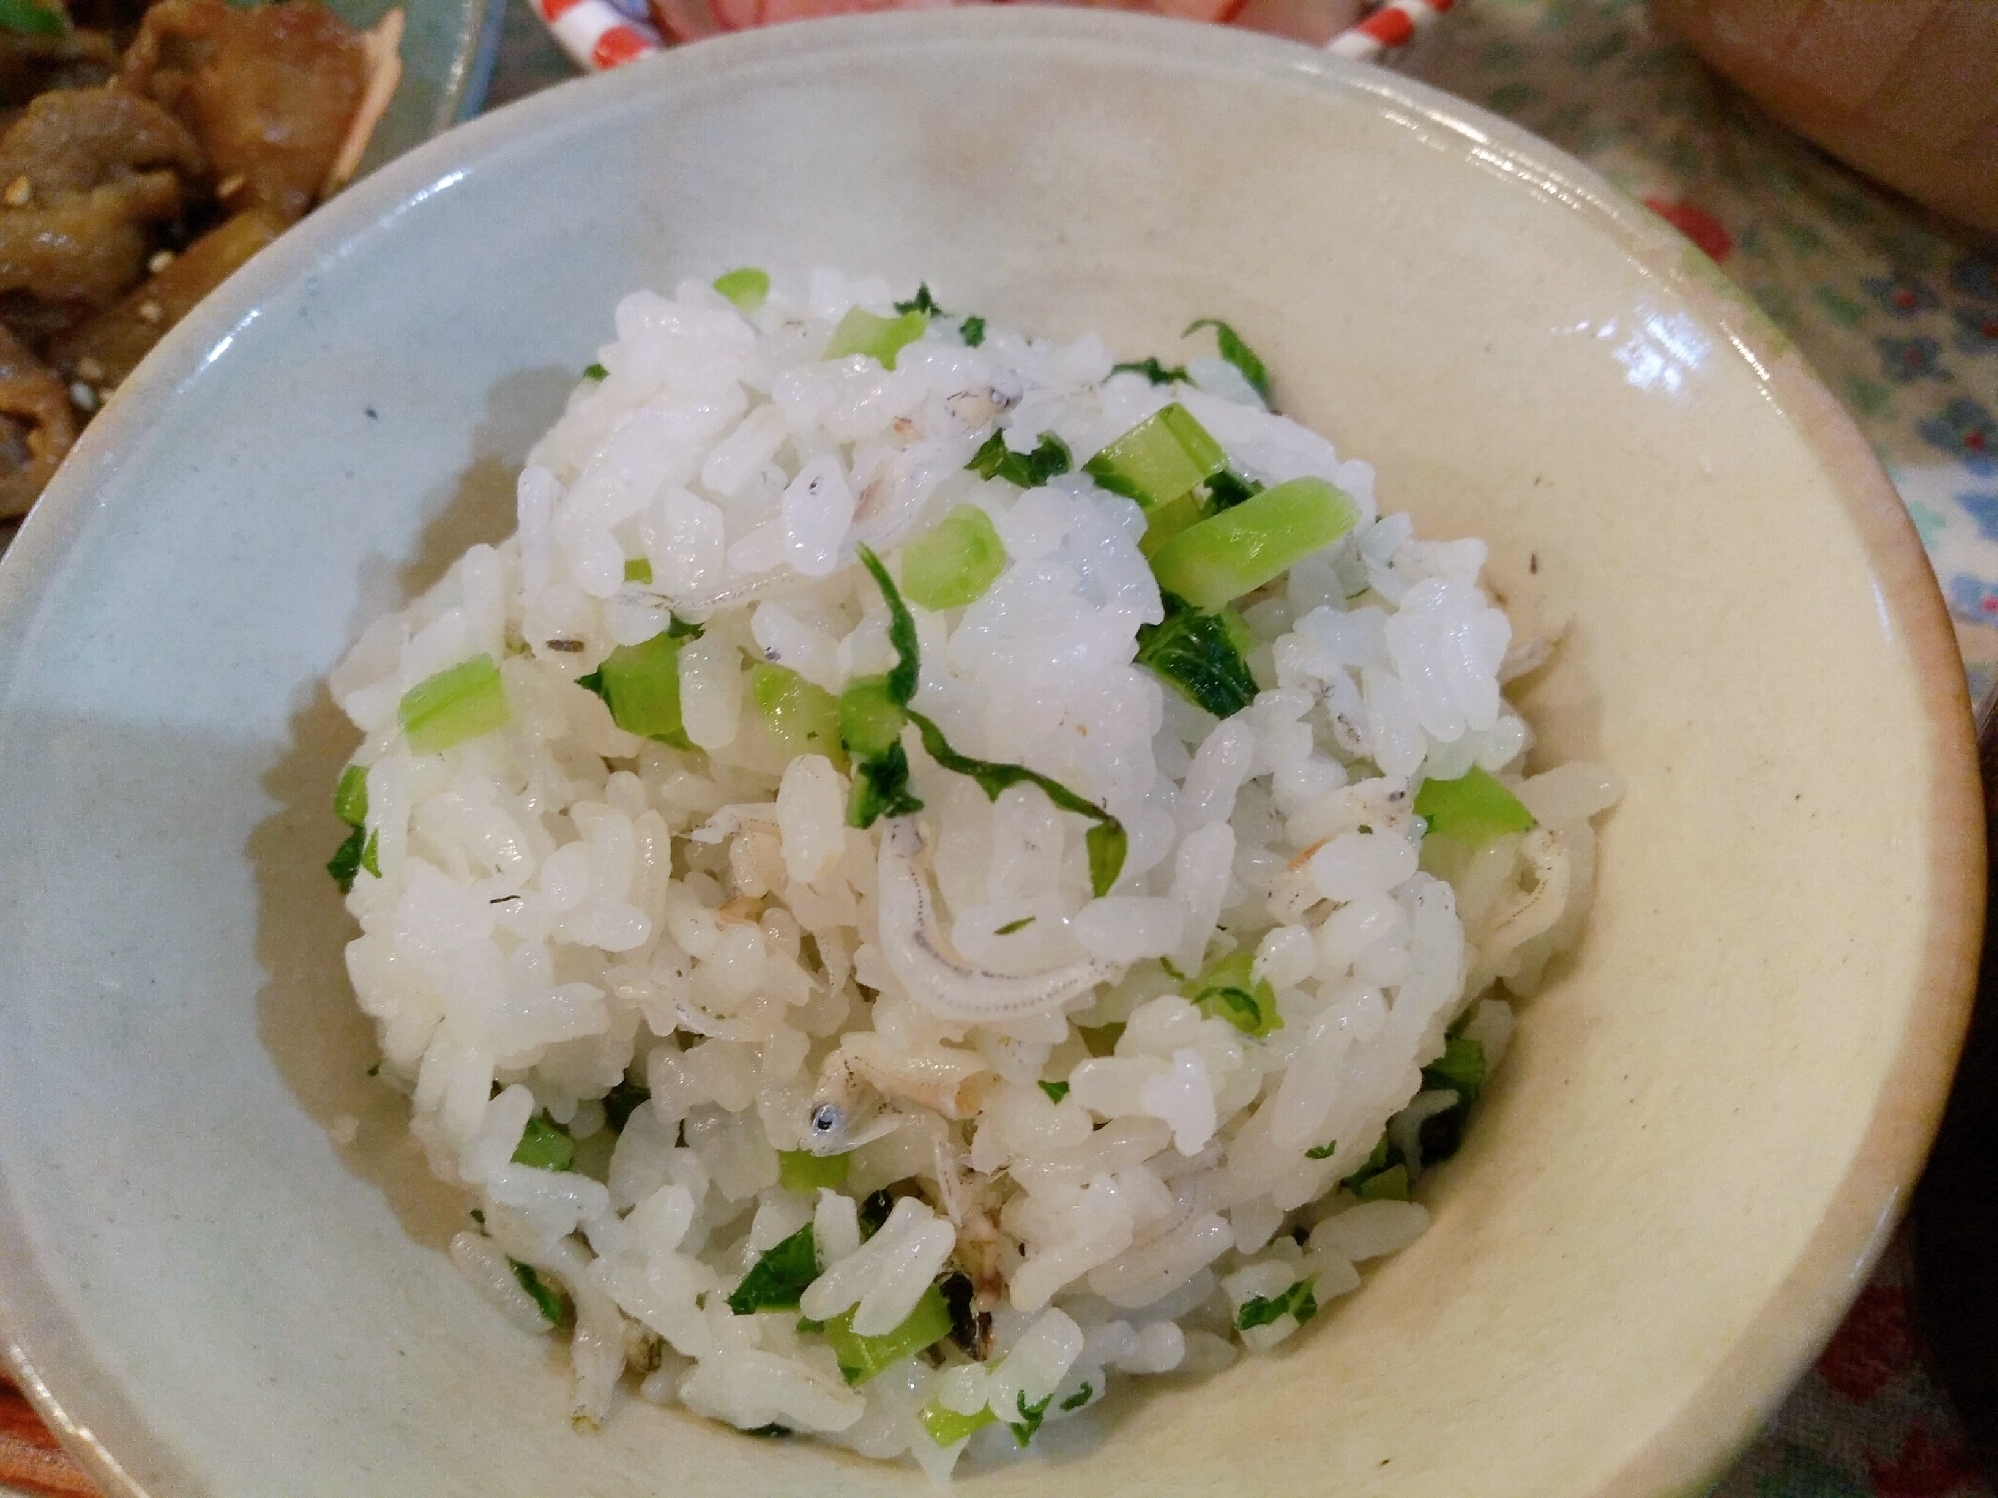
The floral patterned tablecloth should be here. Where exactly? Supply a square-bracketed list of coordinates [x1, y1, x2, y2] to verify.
[5, 1, 1993, 1494]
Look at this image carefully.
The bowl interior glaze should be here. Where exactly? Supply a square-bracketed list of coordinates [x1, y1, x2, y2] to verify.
[0, 14, 1979, 1497]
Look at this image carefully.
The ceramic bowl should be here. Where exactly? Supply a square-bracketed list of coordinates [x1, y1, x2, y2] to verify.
[0, 12, 1980, 1496]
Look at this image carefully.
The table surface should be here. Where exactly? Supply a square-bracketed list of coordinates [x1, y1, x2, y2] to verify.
[6, 0, 1997, 1493]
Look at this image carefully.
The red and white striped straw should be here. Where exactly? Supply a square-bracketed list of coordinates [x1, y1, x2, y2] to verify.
[1326, 0, 1454, 60]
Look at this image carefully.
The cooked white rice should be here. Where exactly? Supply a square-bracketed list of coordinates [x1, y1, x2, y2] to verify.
[327, 267, 1621, 1472]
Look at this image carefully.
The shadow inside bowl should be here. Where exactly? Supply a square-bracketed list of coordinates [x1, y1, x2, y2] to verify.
[251, 365, 570, 1251]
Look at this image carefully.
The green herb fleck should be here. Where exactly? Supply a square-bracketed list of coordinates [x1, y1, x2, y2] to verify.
[994, 916, 1035, 935]
[623, 556, 652, 585]
[824, 1284, 954, 1384]
[905, 708, 1126, 896]
[1110, 357, 1189, 385]
[1184, 318, 1274, 405]
[857, 546, 919, 708]
[1235, 1277, 1316, 1332]
[901, 504, 1008, 610]
[1184, 950, 1282, 1037]
[967, 429, 1072, 489]
[1009, 1389, 1054, 1447]
[825, 306, 928, 370]
[512, 1112, 575, 1172]
[845, 739, 924, 828]
[511, 1259, 565, 1324]
[1060, 1382, 1094, 1411]
[583, 362, 608, 381]
[1306, 1140, 1337, 1160]
[1038, 1080, 1070, 1103]
[1204, 468, 1264, 511]
[367, 1061, 382, 1078]
[893, 284, 948, 317]
[1134, 591, 1258, 720]
[778, 1149, 850, 1193]
[920, 1400, 996, 1447]
[1354, 1163, 1409, 1202]
[712, 267, 769, 313]
[399, 654, 509, 755]
[742, 1423, 793, 1438]
[752, 663, 848, 770]
[959, 316, 986, 347]
[574, 624, 703, 748]
[334, 764, 369, 827]
[327, 824, 368, 892]
[1412, 767, 1535, 847]
[726, 1223, 819, 1315]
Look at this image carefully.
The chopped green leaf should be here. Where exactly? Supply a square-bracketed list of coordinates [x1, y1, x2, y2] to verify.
[959, 316, 986, 348]
[1306, 1140, 1337, 1160]
[575, 627, 700, 748]
[1148, 476, 1360, 612]
[838, 675, 908, 759]
[752, 663, 847, 770]
[600, 1076, 651, 1132]
[845, 740, 923, 828]
[1083, 403, 1226, 509]
[470, 1207, 484, 1224]
[512, 1112, 575, 1172]
[796, 1316, 825, 1334]
[1110, 357, 1189, 385]
[327, 825, 367, 892]
[1185, 318, 1273, 405]
[1134, 591, 1258, 720]
[712, 267, 770, 312]
[1413, 767, 1535, 846]
[1354, 1163, 1410, 1202]
[778, 1148, 850, 1193]
[893, 284, 948, 317]
[905, 709, 1127, 896]
[583, 362, 608, 381]
[901, 505, 1007, 610]
[994, 916, 1035, 935]
[367, 1061, 382, 1078]
[1236, 1277, 1316, 1332]
[967, 429, 1072, 489]
[742, 1423, 793, 1438]
[858, 1189, 895, 1238]
[360, 830, 380, 879]
[1138, 490, 1204, 560]
[1422, 1035, 1487, 1108]
[1086, 822, 1129, 901]
[1334, 1134, 1398, 1198]
[726, 1224, 819, 1315]
[825, 306, 928, 370]
[1009, 1390, 1054, 1447]
[1204, 469, 1264, 511]
[856, 546, 919, 707]
[920, 1400, 997, 1447]
[399, 654, 509, 754]
[823, 1283, 953, 1383]
[1038, 1080, 1070, 1103]
[1060, 1382, 1094, 1411]
[0, 0, 63, 35]
[1184, 950, 1282, 1037]
[511, 1259, 565, 1324]
[623, 556, 652, 584]
[1079, 1022, 1124, 1057]
[334, 764, 369, 827]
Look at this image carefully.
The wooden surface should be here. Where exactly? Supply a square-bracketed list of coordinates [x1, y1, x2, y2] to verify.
[0, 1371, 93, 1496]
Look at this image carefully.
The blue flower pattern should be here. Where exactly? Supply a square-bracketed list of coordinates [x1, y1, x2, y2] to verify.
[1862, 276, 1939, 318]
[1948, 573, 1998, 627]
[1956, 492, 1998, 543]
[1955, 307, 1998, 358]
[1920, 399, 1998, 476]
[1878, 336, 1949, 384]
